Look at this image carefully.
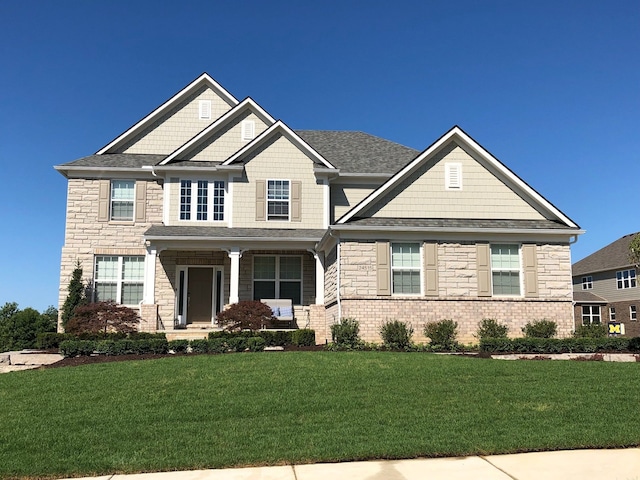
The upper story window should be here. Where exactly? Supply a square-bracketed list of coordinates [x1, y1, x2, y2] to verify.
[267, 180, 289, 221]
[111, 180, 135, 221]
[582, 276, 593, 290]
[94, 255, 144, 305]
[180, 179, 225, 221]
[242, 120, 255, 141]
[491, 244, 521, 296]
[616, 269, 636, 289]
[445, 162, 462, 190]
[391, 243, 421, 295]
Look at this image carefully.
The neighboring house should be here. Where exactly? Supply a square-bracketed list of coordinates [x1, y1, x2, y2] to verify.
[572, 233, 639, 337]
[55, 73, 583, 343]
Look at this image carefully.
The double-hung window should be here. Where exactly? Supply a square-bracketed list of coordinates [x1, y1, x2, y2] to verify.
[631, 306, 637, 321]
[582, 305, 601, 325]
[253, 255, 302, 304]
[491, 244, 521, 296]
[610, 307, 616, 321]
[391, 243, 421, 294]
[180, 179, 225, 221]
[94, 256, 144, 305]
[267, 180, 289, 220]
[582, 276, 593, 290]
[616, 269, 636, 289]
[111, 180, 135, 221]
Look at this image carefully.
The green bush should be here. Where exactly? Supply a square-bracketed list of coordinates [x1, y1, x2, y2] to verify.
[246, 337, 266, 352]
[424, 319, 458, 350]
[480, 337, 632, 354]
[291, 329, 316, 346]
[95, 340, 117, 355]
[628, 337, 640, 352]
[36, 332, 73, 349]
[208, 338, 227, 354]
[573, 324, 607, 338]
[226, 336, 248, 352]
[330, 318, 362, 349]
[522, 319, 557, 338]
[379, 320, 413, 349]
[168, 339, 189, 353]
[189, 339, 209, 354]
[59, 340, 96, 357]
[476, 319, 509, 340]
[0, 304, 57, 352]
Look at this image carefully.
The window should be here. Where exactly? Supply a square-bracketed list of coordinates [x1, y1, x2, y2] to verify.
[491, 244, 521, 296]
[610, 307, 616, 321]
[180, 179, 225, 221]
[391, 243, 421, 294]
[253, 256, 301, 305]
[582, 276, 593, 290]
[111, 180, 134, 221]
[445, 162, 462, 190]
[241, 120, 255, 141]
[267, 180, 289, 220]
[94, 256, 144, 305]
[199, 100, 211, 119]
[616, 269, 636, 289]
[582, 305, 601, 325]
[631, 305, 637, 321]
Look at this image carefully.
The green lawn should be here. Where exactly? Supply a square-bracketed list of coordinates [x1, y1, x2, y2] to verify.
[0, 352, 639, 479]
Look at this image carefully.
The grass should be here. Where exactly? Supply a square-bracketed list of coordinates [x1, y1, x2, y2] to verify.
[0, 352, 639, 479]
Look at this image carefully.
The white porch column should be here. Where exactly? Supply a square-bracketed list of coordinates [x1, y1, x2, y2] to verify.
[143, 246, 157, 304]
[228, 247, 241, 304]
[310, 250, 325, 305]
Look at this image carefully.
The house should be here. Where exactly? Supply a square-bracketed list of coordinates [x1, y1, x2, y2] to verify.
[572, 233, 639, 336]
[55, 73, 583, 343]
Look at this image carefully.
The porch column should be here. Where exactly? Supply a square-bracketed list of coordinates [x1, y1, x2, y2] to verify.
[228, 247, 241, 304]
[310, 250, 325, 305]
[143, 246, 157, 304]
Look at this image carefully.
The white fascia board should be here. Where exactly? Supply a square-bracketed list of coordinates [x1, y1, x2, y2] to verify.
[54, 166, 155, 179]
[96, 73, 239, 155]
[159, 98, 276, 165]
[144, 238, 322, 252]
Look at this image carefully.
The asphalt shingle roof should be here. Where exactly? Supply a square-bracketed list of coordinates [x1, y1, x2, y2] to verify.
[145, 225, 326, 240]
[573, 291, 607, 303]
[340, 218, 574, 230]
[572, 233, 639, 276]
[59, 153, 165, 168]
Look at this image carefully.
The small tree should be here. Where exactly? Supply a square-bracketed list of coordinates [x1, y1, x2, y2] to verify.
[424, 319, 458, 350]
[629, 232, 640, 268]
[216, 301, 275, 332]
[330, 318, 362, 348]
[61, 260, 86, 329]
[380, 320, 414, 349]
[65, 301, 139, 335]
[0, 304, 57, 352]
[475, 318, 509, 340]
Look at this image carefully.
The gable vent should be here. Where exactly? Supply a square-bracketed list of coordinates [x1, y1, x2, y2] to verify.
[445, 162, 462, 190]
[199, 100, 211, 119]
[242, 120, 255, 141]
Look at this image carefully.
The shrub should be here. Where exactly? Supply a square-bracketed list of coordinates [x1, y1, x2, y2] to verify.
[379, 320, 413, 349]
[36, 332, 73, 350]
[59, 340, 96, 357]
[168, 339, 189, 353]
[291, 329, 316, 346]
[424, 319, 458, 350]
[476, 318, 509, 340]
[330, 318, 362, 349]
[522, 319, 557, 338]
[208, 338, 227, 354]
[573, 323, 607, 338]
[215, 300, 275, 332]
[0, 304, 57, 351]
[247, 337, 266, 352]
[61, 260, 87, 329]
[189, 339, 209, 354]
[627, 337, 640, 352]
[226, 336, 248, 352]
[65, 302, 139, 335]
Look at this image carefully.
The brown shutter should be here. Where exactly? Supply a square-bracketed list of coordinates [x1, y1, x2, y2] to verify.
[135, 181, 146, 223]
[98, 180, 110, 222]
[376, 241, 391, 296]
[424, 242, 439, 296]
[522, 244, 539, 298]
[256, 180, 266, 221]
[291, 181, 302, 222]
[476, 243, 491, 297]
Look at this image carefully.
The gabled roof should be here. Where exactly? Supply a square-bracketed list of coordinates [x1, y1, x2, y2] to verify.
[96, 73, 239, 155]
[222, 121, 336, 169]
[295, 130, 419, 174]
[572, 233, 639, 276]
[337, 126, 581, 229]
[159, 97, 275, 165]
[573, 291, 607, 303]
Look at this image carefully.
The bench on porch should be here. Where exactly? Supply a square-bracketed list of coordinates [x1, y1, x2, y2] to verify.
[261, 299, 295, 329]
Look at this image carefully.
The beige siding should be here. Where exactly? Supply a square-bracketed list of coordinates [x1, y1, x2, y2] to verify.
[366, 143, 546, 220]
[330, 184, 376, 222]
[232, 134, 325, 229]
[573, 269, 640, 302]
[188, 112, 270, 162]
[120, 87, 234, 154]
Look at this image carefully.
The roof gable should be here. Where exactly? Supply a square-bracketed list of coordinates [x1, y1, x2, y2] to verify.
[96, 73, 239, 155]
[337, 126, 580, 229]
[572, 233, 639, 276]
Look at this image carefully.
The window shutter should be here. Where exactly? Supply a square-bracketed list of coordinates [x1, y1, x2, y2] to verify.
[256, 180, 266, 221]
[291, 181, 302, 222]
[242, 120, 255, 141]
[135, 181, 146, 223]
[522, 244, 539, 298]
[98, 180, 110, 222]
[424, 242, 438, 296]
[476, 243, 491, 297]
[376, 241, 391, 296]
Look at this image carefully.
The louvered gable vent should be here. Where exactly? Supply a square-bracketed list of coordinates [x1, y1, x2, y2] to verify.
[242, 120, 255, 141]
[445, 162, 462, 190]
[199, 100, 211, 119]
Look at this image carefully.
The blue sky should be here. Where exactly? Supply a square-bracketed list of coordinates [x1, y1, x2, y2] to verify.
[0, 0, 638, 312]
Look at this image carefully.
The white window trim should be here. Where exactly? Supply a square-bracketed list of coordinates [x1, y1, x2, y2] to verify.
[582, 276, 593, 290]
[616, 269, 637, 289]
[582, 305, 601, 325]
[179, 178, 226, 222]
[490, 244, 523, 297]
[445, 162, 462, 190]
[630, 305, 637, 321]
[94, 255, 145, 306]
[390, 242, 423, 296]
[252, 254, 303, 305]
[110, 180, 135, 222]
[266, 179, 290, 222]
[241, 119, 255, 141]
[609, 307, 616, 321]
[199, 100, 211, 119]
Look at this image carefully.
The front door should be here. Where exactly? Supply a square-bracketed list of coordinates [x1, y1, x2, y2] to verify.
[176, 266, 224, 326]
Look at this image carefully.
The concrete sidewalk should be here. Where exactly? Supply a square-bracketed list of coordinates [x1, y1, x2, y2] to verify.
[60, 448, 640, 480]
[0, 349, 64, 373]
